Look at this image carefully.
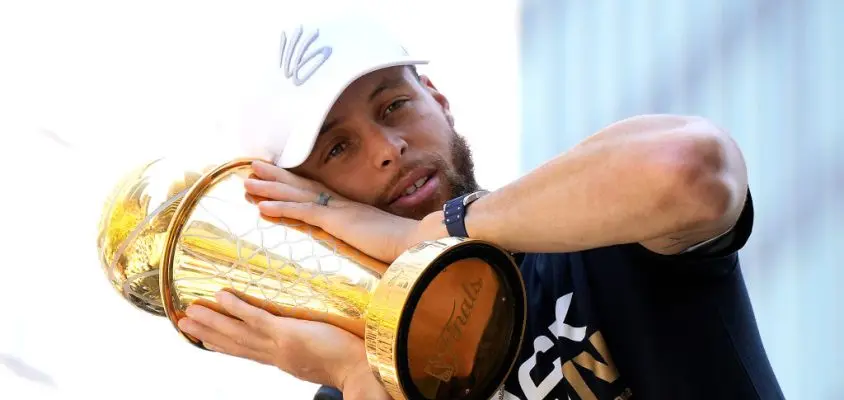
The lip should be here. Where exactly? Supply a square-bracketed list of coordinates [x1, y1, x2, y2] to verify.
[390, 173, 440, 210]
[388, 167, 438, 205]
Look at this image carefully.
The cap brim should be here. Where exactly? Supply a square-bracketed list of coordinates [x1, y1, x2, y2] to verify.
[275, 58, 429, 169]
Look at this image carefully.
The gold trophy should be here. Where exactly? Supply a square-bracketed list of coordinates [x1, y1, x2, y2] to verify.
[96, 156, 527, 400]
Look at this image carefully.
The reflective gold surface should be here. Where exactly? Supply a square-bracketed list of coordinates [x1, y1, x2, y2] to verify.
[97, 157, 527, 400]
[96, 157, 216, 315]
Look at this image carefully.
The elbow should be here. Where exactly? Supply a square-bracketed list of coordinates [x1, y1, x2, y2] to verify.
[657, 123, 743, 229]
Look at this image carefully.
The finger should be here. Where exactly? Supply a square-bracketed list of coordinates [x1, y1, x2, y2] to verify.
[250, 160, 282, 180]
[244, 179, 315, 203]
[258, 201, 328, 225]
[178, 317, 267, 361]
[177, 318, 273, 365]
[184, 304, 272, 349]
[245, 172, 266, 204]
[203, 340, 272, 366]
[215, 291, 282, 336]
[245, 192, 271, 205]
[252, 160, 321, 191]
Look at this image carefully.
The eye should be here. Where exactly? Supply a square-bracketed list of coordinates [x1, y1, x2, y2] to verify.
[325, 140, 349, 162]
[382, 98, 409, 119]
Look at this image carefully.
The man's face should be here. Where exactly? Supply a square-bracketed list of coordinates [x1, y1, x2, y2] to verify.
[291, 66, 479, 220]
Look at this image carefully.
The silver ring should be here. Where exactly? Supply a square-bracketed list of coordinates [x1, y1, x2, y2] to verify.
[315, 192, 331, 206]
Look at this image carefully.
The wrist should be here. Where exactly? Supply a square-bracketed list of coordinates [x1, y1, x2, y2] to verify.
[443, 190, 492, 240]
[339, 362, 391, 400]
[422, 210, 448, 241]
[463, 193, 493, 241]
[400, 212, 448, 254]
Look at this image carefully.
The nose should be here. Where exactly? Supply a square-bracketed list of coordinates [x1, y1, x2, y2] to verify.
[366, 128, 407, 169]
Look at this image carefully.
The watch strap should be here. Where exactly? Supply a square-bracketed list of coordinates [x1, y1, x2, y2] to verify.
[443, 190, 488, 238]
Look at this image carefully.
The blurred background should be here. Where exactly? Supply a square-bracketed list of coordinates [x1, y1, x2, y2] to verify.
[0, 0, 840, 399]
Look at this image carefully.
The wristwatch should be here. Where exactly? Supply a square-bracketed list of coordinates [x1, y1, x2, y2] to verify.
[443, 190, 489, 238]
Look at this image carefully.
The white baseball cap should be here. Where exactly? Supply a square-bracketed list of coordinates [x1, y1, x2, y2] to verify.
[219, 9, 428, 168]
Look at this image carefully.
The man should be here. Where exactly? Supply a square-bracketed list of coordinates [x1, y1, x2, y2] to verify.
[176, 11, 783, 400]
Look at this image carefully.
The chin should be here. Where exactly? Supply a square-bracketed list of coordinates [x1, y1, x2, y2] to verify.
[432, 190, 450, 211]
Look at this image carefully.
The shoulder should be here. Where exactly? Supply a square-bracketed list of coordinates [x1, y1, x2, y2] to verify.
[512, 252, 579, 295]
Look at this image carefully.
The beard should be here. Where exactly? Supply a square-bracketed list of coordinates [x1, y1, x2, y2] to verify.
[399, 130, 480, 220]
[375, 129, 480, 221]
[445, 130, 481, 198]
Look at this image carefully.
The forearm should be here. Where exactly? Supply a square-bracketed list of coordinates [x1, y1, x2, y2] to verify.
[465, 115, 745, 254]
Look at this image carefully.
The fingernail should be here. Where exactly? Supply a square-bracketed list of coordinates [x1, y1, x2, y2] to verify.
[204, 343, 222, 352]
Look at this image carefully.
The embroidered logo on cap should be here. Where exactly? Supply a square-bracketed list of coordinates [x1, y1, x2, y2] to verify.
[280, 25, 332, 86]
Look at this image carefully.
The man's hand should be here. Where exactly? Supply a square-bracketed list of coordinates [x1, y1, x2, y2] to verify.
[244, 160, 447, 263]
[178, 291, 391, 400]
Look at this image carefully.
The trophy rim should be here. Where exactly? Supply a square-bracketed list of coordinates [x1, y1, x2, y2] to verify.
[365, 238, 528, 400]
[159, 157, 264, 349]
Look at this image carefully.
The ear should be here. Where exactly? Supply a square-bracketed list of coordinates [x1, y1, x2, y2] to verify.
[419, 75, 454, 127]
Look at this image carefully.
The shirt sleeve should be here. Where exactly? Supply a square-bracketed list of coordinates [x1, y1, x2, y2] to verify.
[621, 188, 754, 278]
[676, 188, 754, 259]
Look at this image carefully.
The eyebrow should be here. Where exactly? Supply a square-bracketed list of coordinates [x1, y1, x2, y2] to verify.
[369, 75, 406, 101]
[319, 119, 339, 136]
[318, 75, 408, 136]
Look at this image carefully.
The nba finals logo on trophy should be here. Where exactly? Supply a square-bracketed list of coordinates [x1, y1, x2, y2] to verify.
[96, 157, 527, 400]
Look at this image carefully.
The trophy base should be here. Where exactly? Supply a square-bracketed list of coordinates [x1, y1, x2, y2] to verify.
[365, 238, 527, 400]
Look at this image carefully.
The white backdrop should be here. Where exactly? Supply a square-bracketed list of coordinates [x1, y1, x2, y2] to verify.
[0, 1, 521, 399]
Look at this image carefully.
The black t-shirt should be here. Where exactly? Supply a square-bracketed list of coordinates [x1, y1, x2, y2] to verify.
[500, 191, 785, 400]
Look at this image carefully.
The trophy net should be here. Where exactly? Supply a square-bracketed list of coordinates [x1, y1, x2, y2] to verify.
[160, 161, 387, 338]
